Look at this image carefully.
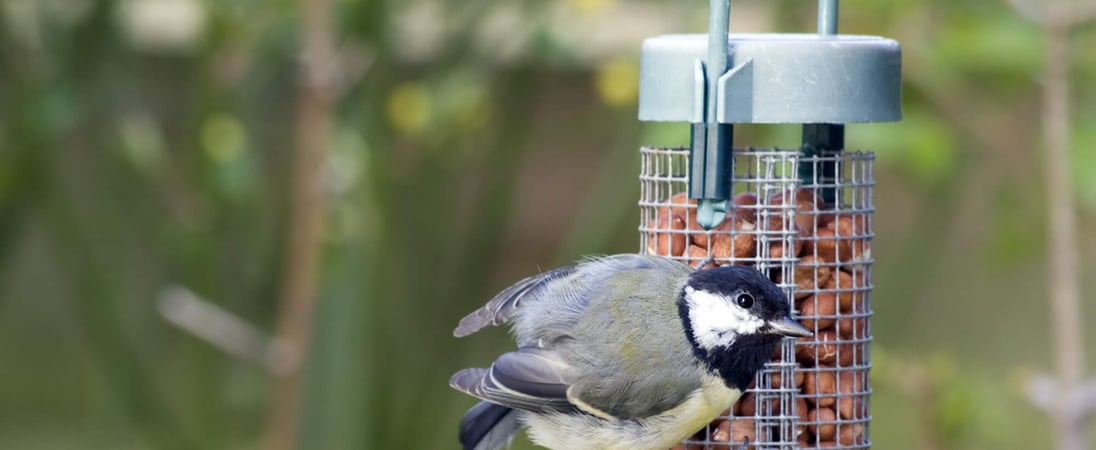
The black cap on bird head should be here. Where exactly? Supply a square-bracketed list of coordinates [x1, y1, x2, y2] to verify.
[677, 265, 812, 390]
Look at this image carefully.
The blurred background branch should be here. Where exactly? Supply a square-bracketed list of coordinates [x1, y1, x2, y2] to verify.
[266, 0, 338, 448]
[157, 286, 292, 374]
[1007, 2, 1096, 450]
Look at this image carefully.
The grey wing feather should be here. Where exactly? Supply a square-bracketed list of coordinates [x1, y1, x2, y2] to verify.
[453, 265, 576, 337]
[449, 348, 575, 414]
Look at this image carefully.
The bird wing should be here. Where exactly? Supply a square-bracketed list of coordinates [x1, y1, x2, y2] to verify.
[453, 255, 687, 338]
[453, 265, 577, 337]
[449, 347, 576, 414]
[451, 343, 704, 421]
[451, 255, 701, 419]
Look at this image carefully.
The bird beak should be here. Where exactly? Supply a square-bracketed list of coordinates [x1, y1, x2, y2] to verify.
[765, 317, 813, 338]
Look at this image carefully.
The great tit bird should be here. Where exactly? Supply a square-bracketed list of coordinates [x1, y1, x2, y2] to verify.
[450, 254, 812, 450]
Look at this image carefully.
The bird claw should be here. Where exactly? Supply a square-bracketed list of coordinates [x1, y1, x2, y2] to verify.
[734, 436, 751, 450]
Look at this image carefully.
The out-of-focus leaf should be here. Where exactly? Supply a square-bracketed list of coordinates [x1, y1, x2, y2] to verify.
[201, 113, 256, 202]
[848, 122, 905, 166]
[848, 112, 959, 186]
[201, 113, 246, 164]
[327, 128, 367, 197]
[901, 116, 959, 185]
[985, 183, 1043, 267]
[639, 122, 689, 148]
[933, 14, 1041, 80]
[117, 113, 168, 177]
[756, 124, 803, 149]
[428, 67, 495, 160]
[937, 381, 976, 442]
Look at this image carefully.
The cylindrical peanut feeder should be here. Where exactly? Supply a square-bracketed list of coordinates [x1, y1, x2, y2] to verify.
[636, 1, 899, 448]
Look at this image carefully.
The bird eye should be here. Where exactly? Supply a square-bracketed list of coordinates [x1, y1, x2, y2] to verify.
[735, 293, 754, 309]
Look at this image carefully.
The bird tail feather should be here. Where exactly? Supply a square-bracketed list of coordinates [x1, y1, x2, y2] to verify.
[459, 401, 520, 450]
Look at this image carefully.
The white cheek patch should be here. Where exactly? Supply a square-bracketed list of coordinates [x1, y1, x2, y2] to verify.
[684, 287, 765, 349]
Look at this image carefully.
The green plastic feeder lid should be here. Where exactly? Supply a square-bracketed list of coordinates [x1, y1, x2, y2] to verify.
[638, 33, 902, 124]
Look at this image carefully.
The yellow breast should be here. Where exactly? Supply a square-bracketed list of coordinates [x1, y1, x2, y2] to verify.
[651, 373, 741, 442]
[523, 373, 742, 450]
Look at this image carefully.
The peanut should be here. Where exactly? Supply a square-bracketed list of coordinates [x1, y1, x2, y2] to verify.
[730, 420, 756, 447]
[826, 271, 865, 313]
[648, 212, 687, 257]
[796, 331, 857, 367]
[711, 214, 757, 262]
[685, 245, 709, 268]
[799, 291, 838, 331]
[837, 423, 864, 446]
[836, 371, 865, 419]
[769, 188, 823, 232]
[807, 407, 837, 441]
[803, 370, 837, 407]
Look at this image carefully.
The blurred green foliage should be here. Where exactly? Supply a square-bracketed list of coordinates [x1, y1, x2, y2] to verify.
[1, 0, 1095, 449]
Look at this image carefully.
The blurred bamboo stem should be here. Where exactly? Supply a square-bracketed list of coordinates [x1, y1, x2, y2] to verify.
[45, 198, 198, 450]
[1043, 18, 1085, 450]
[265, 0, 336, 448]
[1008, 1, 1096, 449]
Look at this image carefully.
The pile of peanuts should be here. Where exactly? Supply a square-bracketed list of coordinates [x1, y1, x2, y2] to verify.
[651, 189, 870, 449]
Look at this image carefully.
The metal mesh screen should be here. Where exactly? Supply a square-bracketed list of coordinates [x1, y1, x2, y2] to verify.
[639, 147, 874, 449]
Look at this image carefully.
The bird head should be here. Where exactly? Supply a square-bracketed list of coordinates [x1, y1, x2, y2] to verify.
[677, 265, 812, 389]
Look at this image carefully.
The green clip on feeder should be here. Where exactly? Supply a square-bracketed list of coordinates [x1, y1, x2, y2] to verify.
[639, 0, 901, 227]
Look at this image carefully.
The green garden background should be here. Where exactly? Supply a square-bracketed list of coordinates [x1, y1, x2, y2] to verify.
[2, 0, 1095, 449]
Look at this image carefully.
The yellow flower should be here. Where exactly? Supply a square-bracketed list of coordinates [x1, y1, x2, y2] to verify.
[594, 58, 638, 108]
[567, 0, 614, 17]
[387, 82, 432, 135]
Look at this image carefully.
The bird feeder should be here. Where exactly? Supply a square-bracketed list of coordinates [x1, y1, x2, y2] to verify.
[637, 1, 900, 448]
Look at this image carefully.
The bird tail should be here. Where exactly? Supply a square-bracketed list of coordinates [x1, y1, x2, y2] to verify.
[459, 401, 521, 450]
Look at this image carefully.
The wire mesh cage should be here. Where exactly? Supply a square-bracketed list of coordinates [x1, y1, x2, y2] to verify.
[639, 146, 874, 449]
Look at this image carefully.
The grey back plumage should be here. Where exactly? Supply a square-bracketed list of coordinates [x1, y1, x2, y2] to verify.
[548, 256, 698, 419]
[452, 254, 702, 422]
[454, 264, 577, 338]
